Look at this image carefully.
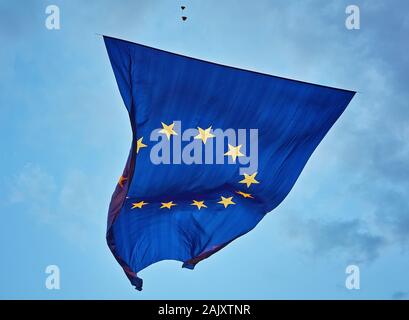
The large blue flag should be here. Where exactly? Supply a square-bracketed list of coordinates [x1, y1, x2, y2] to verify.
[104, 36, 355, 290]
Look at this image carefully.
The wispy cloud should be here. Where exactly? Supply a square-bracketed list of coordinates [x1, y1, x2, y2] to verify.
[9, 163, 57, 222]
[270, 0, 409, 266]
[284, 217, 386, 263]
[8, 163, 107, 248]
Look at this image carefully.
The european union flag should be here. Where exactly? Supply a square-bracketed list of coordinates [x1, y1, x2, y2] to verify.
[104, 36, 355, 290]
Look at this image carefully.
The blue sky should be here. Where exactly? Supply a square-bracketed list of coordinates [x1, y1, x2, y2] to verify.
[0, 0, 408, 299]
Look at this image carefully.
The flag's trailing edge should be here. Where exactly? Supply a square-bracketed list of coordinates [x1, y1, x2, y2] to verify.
[104, 35, 355, 290]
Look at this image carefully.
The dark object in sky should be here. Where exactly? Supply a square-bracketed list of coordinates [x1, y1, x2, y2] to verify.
[182, 16, 187, 21]
[181, 6, 186, 10]
[103, 35, 355, 290]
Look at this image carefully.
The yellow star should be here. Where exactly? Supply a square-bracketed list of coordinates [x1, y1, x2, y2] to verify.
[191, 200, 207, 210]
[235, 190, 254, 199]
[160, 201, 177, 209]
[194, 126, 215, 144]
[224, 144, 244, 162]
[239, 172, 259, 188]
[159, 122, 177, 140]
[118, 175, 127, 188]
[136, 137, 147, 154]
[217, 196, 235, 208]
[131, 201, 148, 209]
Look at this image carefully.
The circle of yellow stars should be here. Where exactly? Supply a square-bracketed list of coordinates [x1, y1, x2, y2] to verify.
[118, 121, 260, 211]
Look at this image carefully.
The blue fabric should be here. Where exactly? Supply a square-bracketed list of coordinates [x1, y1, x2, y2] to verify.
[104, 36, 355, 290]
